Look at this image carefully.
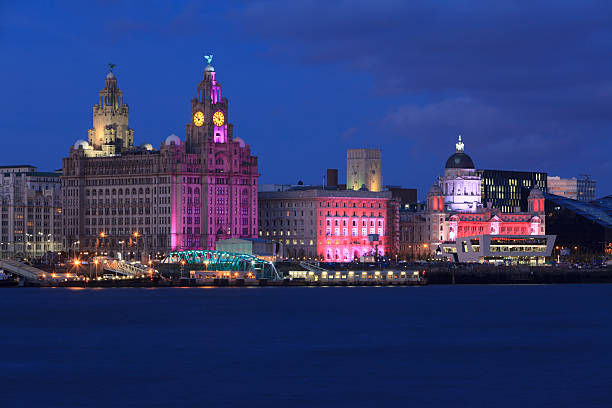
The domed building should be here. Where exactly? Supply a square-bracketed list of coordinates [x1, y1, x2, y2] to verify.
[398, 135, 554, 264]
[438, 136, 482, 213]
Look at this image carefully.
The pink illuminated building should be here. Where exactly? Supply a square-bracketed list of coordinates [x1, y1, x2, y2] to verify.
[62, 60, 258, 258]
[258, 189, 399, 262]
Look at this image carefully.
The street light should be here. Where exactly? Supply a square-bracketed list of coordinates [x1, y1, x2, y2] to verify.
[133, 231, 140, 262]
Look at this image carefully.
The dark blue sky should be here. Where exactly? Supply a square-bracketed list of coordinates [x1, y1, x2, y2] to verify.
[2, 1, 611, 198]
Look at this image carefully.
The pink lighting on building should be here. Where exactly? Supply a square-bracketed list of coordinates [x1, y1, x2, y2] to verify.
[315, 196, 397, 262]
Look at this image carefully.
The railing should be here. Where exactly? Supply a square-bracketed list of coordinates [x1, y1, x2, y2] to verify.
[0, 259, 46, 281]
[96, 257, 150, 277]
[161, 250, 281, 280]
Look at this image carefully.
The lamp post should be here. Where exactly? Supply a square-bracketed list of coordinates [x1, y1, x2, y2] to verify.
[180, 260, 185, 280]
[99, 231, 106, 256]
[118, 240, 125, 260]
[133, 231, 140, 262]
[93, 259, 99, 280]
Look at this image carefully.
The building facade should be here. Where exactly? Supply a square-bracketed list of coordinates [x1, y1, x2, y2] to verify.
[398, 210, 429, 259]
[0, 166, 62, 259]
[548, 175, 596, 202]
[477, 169, 547, 213]
[62, 61, 258, 259]
[439, 136, 482, 212]
[439, 234, 556, 265]
[347, 149, 382, 192]
[399, 136, 547, 256]
[258, 188, 399, 261]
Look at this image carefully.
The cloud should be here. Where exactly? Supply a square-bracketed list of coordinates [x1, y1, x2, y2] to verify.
[235, 0, 612, 191]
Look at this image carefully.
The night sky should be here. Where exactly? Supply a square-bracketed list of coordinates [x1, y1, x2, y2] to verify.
[2, 1, 611, 198]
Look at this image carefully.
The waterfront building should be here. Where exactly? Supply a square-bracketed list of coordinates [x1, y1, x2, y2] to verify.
[438, 234, 556, 265]
[399, 136, 548, 256]
[398, 210, 429, 259]
[347, 149, 382, 192]
[258, 187, 399, 261]
[477, 169, 547, 213]
[0, 166, 62, 259]
[215, 238, 283, 261]
[62, 61, 258, 259]
[544, 193, 611, 257]
[439, 136, 482, 212]
[547, 175, 596, 202]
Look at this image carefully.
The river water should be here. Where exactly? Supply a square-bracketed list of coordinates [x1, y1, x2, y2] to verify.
[1, 285, 611, 407]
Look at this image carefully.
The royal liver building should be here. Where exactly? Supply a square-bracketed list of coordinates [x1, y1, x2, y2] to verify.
[62, 59, 259, 259]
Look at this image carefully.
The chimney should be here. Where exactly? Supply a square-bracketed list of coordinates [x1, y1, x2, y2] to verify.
[326, 169, 338, 188]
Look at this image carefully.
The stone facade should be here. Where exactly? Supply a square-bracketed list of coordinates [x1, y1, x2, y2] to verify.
[347, 149, 382, 192]
[399, 137, 546, 255]
[62, 63, 258, 259]
[0, 166, 62, 259]
[258, 188, 399, 261]
[398, 210, 429, 259]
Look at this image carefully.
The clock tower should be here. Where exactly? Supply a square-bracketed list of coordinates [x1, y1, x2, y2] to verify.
[167, 56, 259, 250]
[186, 57, 231, 150]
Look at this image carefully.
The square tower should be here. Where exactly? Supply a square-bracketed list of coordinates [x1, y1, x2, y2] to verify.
[347, 149, 382, 192]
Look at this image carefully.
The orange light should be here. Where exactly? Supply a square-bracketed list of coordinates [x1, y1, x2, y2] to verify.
[52, 273, 57, 278]
[94, 259, 99, 265]
[100, 232, 106, 238]
[133, 232, 140, 238]
[73, 259, 80, 265]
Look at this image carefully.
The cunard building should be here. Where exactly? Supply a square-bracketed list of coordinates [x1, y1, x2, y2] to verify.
[62, 59, 258, 259]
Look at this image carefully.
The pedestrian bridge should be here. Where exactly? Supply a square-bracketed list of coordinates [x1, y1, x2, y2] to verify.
[94, 257, 152, 277]
[0, 259, 46, 281]
[160, 250, 281, 280]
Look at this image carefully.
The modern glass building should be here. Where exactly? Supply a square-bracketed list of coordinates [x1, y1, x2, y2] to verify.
[544, 193, 612, 257]
[477, 169, 548, 213]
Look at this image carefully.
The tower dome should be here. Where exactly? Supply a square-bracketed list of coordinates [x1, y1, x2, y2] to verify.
[529, 187, 544, 199]
[106, 71, 115, 79]
[204, 64, 215, 72]
[427, 183, 443, 197]
[164, 134, 181, 145]
[73, 139, 90, 149]
[233, 137, 246, 148]
[445, 135, 475, 169]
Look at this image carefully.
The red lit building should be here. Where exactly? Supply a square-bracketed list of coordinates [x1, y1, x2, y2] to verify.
[258, 188, 399, 261]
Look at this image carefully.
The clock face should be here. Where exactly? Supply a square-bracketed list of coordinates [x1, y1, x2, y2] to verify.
[212, 110, 225, 127]
[193, 111, 205, 127]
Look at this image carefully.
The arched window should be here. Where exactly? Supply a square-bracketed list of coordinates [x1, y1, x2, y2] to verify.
[194, 187, 200, 195]
[118, 189, 123, 195]
[138, 188, 143, 194]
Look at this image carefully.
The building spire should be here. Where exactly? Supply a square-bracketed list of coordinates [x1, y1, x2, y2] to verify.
[455, 135, 465, 152]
